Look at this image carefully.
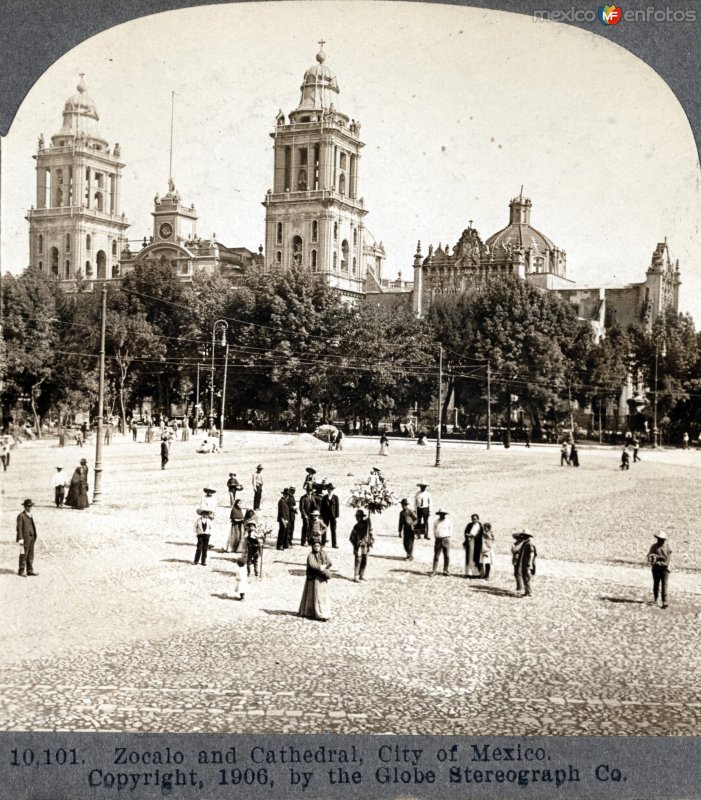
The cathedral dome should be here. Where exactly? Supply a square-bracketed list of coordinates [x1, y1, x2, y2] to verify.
[54, 74, 107, 146]
[292, 45, 343, 118]
[62, 74, 99, 120]
[485, 194, 556, 255]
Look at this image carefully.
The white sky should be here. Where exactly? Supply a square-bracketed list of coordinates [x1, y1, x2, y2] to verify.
[2, 1, 700, 320]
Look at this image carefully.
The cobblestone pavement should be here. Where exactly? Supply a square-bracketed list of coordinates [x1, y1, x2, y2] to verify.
[1, 433, 699, 734]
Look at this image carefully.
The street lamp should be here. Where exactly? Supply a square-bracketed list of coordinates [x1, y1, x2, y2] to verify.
[652, 340, 667, 449]
[208, 319, 229, 436]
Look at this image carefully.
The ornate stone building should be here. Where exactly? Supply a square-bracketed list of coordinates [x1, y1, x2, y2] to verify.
[119, 180, 263, 282]
[263, 45, 370, 302]
[26, 75, 129, 283]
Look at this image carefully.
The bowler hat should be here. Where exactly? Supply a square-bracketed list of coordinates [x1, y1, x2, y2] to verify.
[22, 499, 34, 508]
[80, 458, 87, 465]
[326, 483, 335, 490]
[256, 464, 264, 470]
[400, 498, 409, 506]
[355, 509, 366, 518]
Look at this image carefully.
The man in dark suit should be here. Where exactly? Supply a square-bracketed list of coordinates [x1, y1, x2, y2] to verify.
[16, 498, 38, 577]
[320, 483, 340, 548]
[299, 485, 318, 547]
[286, 487, 298, 547]
[276, 489, 291, 550]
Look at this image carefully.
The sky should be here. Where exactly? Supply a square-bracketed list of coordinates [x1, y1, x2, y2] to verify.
[2, 1, 700, 320]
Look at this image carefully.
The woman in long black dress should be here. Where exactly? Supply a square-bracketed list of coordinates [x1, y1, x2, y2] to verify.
[298, 541, 332, 621]
[65, 458, 89, 509]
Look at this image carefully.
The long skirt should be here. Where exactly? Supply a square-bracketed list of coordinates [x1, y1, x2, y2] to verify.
[227, 522, 244, 552]
[464, 538, 480, 576]
[65, 478, 89, 509]
[298, 577, 330, 620]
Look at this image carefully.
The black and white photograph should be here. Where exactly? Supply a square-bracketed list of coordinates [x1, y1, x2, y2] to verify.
[1, 0, 701, 795]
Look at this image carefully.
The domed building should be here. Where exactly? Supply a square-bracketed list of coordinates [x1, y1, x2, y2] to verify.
[26, 74, 129, 283]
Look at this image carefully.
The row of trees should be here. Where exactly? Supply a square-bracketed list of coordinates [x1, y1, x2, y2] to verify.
[2, 262, 701, 440]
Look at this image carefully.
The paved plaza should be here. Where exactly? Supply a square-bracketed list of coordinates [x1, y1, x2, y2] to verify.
[1, 433, 700, 735]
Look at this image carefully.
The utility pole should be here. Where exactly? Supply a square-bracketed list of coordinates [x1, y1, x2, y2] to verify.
[487, 360, 492, 450]
[195, 362, 200, 427]
[435, 344, 443, 467]
[93, 284, 107, 504]
[568, 381, 574, 435]
[219, 337, 229, 450]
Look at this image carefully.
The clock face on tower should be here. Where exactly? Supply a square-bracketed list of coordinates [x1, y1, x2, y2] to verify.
[159, 222, 173, 240]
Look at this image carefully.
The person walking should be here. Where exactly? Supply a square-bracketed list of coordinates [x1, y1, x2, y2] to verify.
[621, 446, 630, 470]
[379, 432, 389, 456]
[647, 531, 671, 608]
[298, 540, 332, 621]
[463, 513, 483, 577]
[414, 482, 432, 539]
[431, 509, 452, 576]
[511, 529, 537, 597]
[569, 442, 580, 467]
[52, 465, 67, 508]
[65, 459, 89, 509]
[350, 509, 373, 582]
[480, 522, 495, 579]
[286, 487, 298, 547]
[16, 499, 38, 577]
[398, 498, 417, 560]
[252, 464, 264, 510]
[632, 437, 641, 462]
[276, 489, 291, 550]
[320, 483, 340, 548]
[335, 429, 344, 450]
[160, 438, 169, 470]
[193, 510, 213, 566]
[560, 442, 570, 466]
[227, 473, 243, 506]
[227, 499, 245, 553]
[245, 521, 261, 578]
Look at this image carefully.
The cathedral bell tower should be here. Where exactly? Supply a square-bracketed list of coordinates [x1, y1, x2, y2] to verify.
[26, 75, 129, 283]
[263, 44, 367, 302]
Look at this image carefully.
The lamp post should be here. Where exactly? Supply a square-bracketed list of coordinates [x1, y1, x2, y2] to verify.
[219, 335, 229, 450]
[93, 284, 107, 504]
[208, 319, 229, 435]
[435, 344, 443, 467]
[652, 340, 666, 448]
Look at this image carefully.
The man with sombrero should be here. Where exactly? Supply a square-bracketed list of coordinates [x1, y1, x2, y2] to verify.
[511, 528, 537, 597]
[16, 499, 38, 577]
[414, 481, 432, 539]
[252, 464, 264, 510]
[647, 530, 671, 608]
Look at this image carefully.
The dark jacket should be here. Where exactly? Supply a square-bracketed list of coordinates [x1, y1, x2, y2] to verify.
[277, 496, 291, 524]
[320, 493, 340, 523]
[299, 493, 318, 521]
[16, 511, 37, 544]
[648, 541, 671, 569]
[398, 507, 417, 535]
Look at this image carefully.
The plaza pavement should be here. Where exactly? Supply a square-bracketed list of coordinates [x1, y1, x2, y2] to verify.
[1, 431, 700, 735]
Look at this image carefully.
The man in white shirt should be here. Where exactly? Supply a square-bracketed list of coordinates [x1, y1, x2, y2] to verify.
[252, 464, 264, 510]
[414, 482, 432, 539]
[431, 509, 452, 576]
[52, 465, 67, 508]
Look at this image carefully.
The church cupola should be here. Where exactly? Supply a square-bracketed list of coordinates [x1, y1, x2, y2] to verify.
[508, 191, 532, 225]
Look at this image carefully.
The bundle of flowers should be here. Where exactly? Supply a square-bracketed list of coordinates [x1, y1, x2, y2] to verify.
[346, 481, 400, 515]
[313, 424, 339, 443]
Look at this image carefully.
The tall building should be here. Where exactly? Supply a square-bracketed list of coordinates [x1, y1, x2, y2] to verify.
[26, 75, 129, 283]
[263, 45, 368, 302]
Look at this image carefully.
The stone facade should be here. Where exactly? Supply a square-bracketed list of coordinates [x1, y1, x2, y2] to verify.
[26, 75, 129, 283]
[263, 46, 370, 303]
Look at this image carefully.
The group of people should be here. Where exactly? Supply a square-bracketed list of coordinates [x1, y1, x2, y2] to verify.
[620, 437, 641, 469]
[559, 441, 580, 467]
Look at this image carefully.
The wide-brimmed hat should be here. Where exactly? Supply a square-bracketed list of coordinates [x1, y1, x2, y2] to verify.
[306, 467, 317, 474]
[203, 486, 216, 493]
[436, 508, 449, 516]
[245, 521, 257, 528]
[22, 499, 34, 508]
[416, 482, 428, 488]
[400, 498, 409, 506]
[256, 464, 264, 470]
[288, 486, 296, 493]
[512, 528, 532, 538]
[655, 530, 667, 540]
[326, 483, 335, 491]
[56, 465, 63, 469]
[281, 488, 289, 494]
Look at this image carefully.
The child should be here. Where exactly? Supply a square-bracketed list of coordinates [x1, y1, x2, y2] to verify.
[194, 510, 213, 565]
[227, 473, 243, 506]
[234, 557, 249, 600]
[245, 521, 261, 577]
[620, 447, 630, 470]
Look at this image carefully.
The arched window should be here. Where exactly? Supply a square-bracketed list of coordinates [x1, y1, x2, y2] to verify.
[311, 249, 317, 270]
[95, 192, 104, 212]
[338, 174, 346, 195]
[275, 250, 282, 264]
[112, 241, 117, 256]
[38, 234, 43, 253]
[38, 260, 43, 271]
[50, 247, 59, 276]
[86, 234, 91, 250]
[291, 235, 303, 266]
[96, 250, 107, 280]
[341, 240, 349, 272]
[352, 257, 357, 275]
[312, 220, 318, 242]
[339, 153, 347, 169]
[65, 234, 71, 252]
[276, 223, 283, 244]
[112, 264, 120, 279]
[65, 260, 70, 279]
[333, 252, 338, 271]
[297, 168, 307, 191]
[85, 261, 92, 276]
[333, 222, 338, 240]
[353, 228, 357, 247]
